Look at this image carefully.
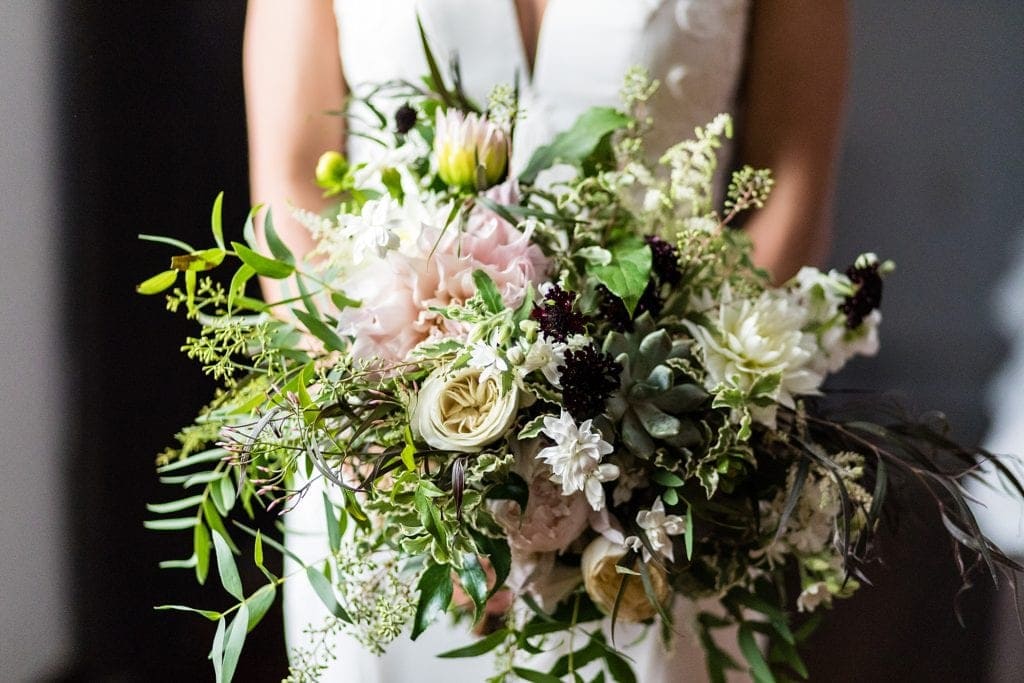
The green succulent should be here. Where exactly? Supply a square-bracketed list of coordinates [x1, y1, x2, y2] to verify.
[603, 313, 708, 463]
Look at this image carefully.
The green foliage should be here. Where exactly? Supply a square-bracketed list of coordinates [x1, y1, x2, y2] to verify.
[520, 107, 631, 184]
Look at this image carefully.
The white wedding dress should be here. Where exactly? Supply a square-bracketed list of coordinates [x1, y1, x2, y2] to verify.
[284, 1, 751, 680]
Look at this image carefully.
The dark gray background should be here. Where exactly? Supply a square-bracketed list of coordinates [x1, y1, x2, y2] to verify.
[1, 1, 1021, 681]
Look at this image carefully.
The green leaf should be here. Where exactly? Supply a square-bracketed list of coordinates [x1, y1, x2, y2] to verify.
[159, 556, 198, 570]
[291, 307, 346, 353]
[738, 623, 775, 683]
[330, 291, 362, 310]
[475, 534, 511, 599]
[513, 668, 564, 683]
[323, 492, 342, 554]
[212, 475, 236, 517]
[253, 531, 264, 568]
[136, 270, 178, 295]
[591, 238, 652, 316]
[194, 522, 212, 584]
[604, 648, 637, 683]
[487, 472, 529, 511]
[381, 167, 405, 201]
[211, 191, 225, 250]
[263, 209, 295, 266]
[222, 602, 248, 683]
[519, 107, 631, 184]
[210, 616, 226, 683]
[212, 531, 244, 601]
[401, 426, 417, 471]
[650, 469, 685, 488]
[245, 584, 276, 633]
[685, 503, 694, 561]
[472, 269, 504, 313]
[242, 204, 261, 249]
[228, 264, 255, 309]
[139, 233, 195, 252]
[518, 414, 549, 440]
[412, 562, 453, 640]
[157, 447, 228, 473]
[231, 241, 294, 279]
[171, 247, 226, 272]
[305, 565, 352, 621]
[415, 15, 454, 107]
[438, 628, 509, 658]
[146, 494, 205, 514]
[155, 604, 221, 621]
[144, 517, 197, 531]
[457, 554, 489, 620]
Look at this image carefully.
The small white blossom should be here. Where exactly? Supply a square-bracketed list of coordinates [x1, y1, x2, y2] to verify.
[467, 341, 509, 384]
[517, 334, 566, 386]
[536, 411, 618, 511]
[796, 581, 832, 612]
[624, 498, 686, 562]
[340, 198, 403, 263]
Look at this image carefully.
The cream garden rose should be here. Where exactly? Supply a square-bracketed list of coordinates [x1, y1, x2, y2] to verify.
[411, 366, 519, 453]
[580, 536, 670, 622]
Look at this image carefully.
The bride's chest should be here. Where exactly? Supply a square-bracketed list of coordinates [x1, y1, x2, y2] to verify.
[333, 0, 749, 98]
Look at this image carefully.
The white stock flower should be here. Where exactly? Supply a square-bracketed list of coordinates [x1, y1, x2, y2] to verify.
[536, 411, 619, 511]
[340, 197, 403, 264]
[411, 366, 519, 453]
[467, 341, 509, 384]
[624, 498, 686, 562]
[516, 334, 566, 386]
[686, 286, 823, 426]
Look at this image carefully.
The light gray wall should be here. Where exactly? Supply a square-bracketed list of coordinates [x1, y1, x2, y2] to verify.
[0, 2, 72, 680]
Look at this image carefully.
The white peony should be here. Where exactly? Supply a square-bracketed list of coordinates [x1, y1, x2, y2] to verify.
[411, 366, 519, 453]
[686, 286, 823, 426]
[536, 411, 619, 511]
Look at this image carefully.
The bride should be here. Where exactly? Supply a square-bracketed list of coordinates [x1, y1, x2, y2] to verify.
[243, 1, 847, 680]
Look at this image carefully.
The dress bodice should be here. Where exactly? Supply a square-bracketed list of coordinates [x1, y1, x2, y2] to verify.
[333, 0, 750, 170]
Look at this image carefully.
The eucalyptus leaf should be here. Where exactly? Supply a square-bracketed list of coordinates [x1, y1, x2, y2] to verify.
[136, 270, 178, 295]
[245, 584, 276, 633]
[222, 602, 248, 683]
[155, 604, 222, 620]
[146, 494, 205, 514]
[262, 209, 295, 265]
[211, 191, 225, 250]
[210, 615, 226, 683]
[292, 308, 346, 353]
[305, 565, 352, 622]
[144, 517, 197, 531]
[194, 521, 211, 584]
[231, 241, 294, 279]
[212, 531, 244, 601]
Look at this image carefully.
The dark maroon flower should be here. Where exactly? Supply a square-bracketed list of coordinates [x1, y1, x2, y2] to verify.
[840, 261, 883, 328]
[595, 281, 662, 332]
[530, 285, 589, 342]
[558, 343, 621, 420]
[395, 103, 417, 135]
[644, 235, 681, 285]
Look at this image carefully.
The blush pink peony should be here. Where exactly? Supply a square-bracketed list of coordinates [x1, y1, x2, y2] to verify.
[491, 448, 591, 553]
[339, 182, 550, 363]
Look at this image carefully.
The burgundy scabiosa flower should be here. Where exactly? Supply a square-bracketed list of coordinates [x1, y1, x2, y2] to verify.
[644, 235, 682, 285]
[840, 261, 883, 329]
[531, 284, 589, 342]
[558, 343, 622, 420]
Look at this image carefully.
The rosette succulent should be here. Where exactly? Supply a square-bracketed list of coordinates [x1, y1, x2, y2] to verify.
[604, 313, 707, 460]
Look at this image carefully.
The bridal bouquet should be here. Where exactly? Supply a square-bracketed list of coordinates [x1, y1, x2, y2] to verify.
[142, 39, 1022, 683]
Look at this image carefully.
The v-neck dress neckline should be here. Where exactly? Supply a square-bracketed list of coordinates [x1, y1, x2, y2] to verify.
[510, 0, 551, 82]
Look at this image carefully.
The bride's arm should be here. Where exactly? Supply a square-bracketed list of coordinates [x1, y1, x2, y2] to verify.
[243, 0, 346, 301]
[736, 0, 848, 284]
